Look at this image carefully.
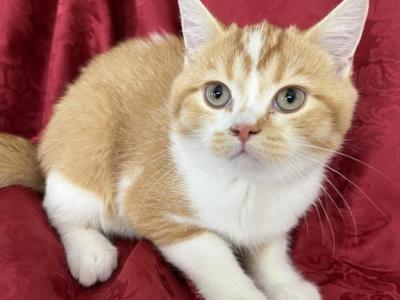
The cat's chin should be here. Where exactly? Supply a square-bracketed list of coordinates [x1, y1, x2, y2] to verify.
[228, 148, 263, 170]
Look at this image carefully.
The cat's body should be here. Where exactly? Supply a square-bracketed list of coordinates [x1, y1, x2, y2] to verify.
[40, 37, 194, 245]
[0, 0, 369, 299]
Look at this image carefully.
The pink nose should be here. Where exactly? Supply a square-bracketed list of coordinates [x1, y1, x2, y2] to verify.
[230, 124, 261, 143]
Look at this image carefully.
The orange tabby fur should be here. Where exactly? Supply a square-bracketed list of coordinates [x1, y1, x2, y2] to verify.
[0, 0, 369, 297]
[0, 133, 43, 191]
[2, 21, 358, 247]
[38, 36, 204, 245]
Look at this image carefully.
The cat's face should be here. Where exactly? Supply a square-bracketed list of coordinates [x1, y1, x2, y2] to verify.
[171, 0, 367, 175]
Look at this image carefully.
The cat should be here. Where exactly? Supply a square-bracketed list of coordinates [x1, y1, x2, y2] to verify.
[0, 0, 369, 299]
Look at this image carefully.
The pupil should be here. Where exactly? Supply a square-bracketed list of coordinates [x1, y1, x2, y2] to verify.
[286, 88, 296, 104]
[213, 85, 223, 99]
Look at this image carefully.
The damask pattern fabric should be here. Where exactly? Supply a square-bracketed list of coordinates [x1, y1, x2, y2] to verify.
[0, 0, 399, 299]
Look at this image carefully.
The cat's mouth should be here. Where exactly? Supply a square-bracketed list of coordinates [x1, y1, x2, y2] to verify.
[230, 147, 247, 158]
[229, 144, 260, 164]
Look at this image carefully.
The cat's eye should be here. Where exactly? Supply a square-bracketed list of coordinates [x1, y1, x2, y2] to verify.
[204, 82, 231, 108]
[274, 87, 307, 113]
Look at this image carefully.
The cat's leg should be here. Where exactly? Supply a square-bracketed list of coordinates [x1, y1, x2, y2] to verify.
[246, 235, 321, 300]
[43, 171, 118, 286]
[160, 232, 268, 300]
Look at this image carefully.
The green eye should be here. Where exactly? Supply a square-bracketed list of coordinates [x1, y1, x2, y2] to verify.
[274, 87, 307, 113]
[205, 82, 231, 108]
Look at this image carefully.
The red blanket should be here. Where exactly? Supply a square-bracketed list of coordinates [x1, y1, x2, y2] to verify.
[1, 1, 399, 299]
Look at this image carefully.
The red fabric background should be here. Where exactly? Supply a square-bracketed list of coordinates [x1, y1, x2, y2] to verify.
[0, 0, 399, 299]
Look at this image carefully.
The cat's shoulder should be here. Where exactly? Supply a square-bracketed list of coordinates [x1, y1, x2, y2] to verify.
[90, 34, 184, 71]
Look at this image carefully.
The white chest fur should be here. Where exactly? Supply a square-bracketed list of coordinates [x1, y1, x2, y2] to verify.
[171, 136, 324, 248]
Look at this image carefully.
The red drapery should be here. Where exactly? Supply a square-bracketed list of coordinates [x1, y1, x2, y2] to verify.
[0, 0, 399, 299]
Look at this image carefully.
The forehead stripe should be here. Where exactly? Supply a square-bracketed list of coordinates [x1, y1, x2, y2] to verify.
[245, 30, 264, 66]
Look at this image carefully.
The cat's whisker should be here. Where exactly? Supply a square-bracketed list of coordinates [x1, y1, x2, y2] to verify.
[292, 141, 390, 181]
[132, 133, 202, 151]
[283, 157, 327, 245]
[286, 156, 309, 183]
[325, 177, 358, 243]
[316, 197, 336, 255]
[269, 156, 317, 244]
[341, 139, 362, 153]
[296, 151, 388, 222]
[294, 153, 370, 245]
[160, 174, 182, 204]
[297, 158, 346, 223]
[312, 202, 325, 245]
[127, 147, 171, 163]
[285, 157, 338, 250]
[303, 213, 309, 241]
[132, 142, 202, 169]
[319, 184, 345, 222]
[142, 160, 176, 186]
[139, 161, 177, 210]
[136, 135, 194, 150]
[137, 136, 170, 146]
[127, 150, 172, 171]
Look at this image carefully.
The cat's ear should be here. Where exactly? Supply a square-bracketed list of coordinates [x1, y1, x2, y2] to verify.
[307, 0, 369, 77]
[178, 0, 223, 61]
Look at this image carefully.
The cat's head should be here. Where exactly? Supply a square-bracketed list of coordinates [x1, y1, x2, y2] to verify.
[170, 0, 368, 178]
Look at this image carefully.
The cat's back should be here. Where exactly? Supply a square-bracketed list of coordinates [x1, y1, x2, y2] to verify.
[64, 34, 185, 117]
[81, 34, 184, 108]
[39, 35, 184, 198]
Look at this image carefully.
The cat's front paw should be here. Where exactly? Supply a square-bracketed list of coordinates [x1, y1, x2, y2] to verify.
[267, 280, 321, 300]
[64, 231, 118, 287]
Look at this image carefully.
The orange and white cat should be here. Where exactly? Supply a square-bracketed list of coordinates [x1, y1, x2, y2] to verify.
[0, 0, 369, 299]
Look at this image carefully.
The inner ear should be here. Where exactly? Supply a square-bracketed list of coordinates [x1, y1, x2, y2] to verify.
[177, 0, 223, 61]
[306, 0, 369, 77]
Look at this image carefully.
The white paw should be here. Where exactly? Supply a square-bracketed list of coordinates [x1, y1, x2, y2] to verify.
[63, 229, 118, 287]
[209, 290, 267, 300]
[267, 280, 321, 300]
[231, 290, 268, 300]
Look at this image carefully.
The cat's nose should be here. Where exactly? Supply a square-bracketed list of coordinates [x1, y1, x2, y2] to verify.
[230, 124, 261, 143]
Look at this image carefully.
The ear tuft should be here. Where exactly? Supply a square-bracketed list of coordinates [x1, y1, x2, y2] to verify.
[177, 0, 222, 61]
[308, 0, 369, 76]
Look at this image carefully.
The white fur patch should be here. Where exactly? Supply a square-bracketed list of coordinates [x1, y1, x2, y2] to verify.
[245, 30, 266, 113]
[170, 132, 325, 248]
[149, 32, 171, 43]
[160, 233, 267, 300]
[43, 171, 130, 286]
[246, 30, 263, 65]
[44, 171, 136, 239]
[116, 168, 143, 218]
[248, 236, 321, 299]
[62, 228, 118, 286]
[223, 29, 269, 128]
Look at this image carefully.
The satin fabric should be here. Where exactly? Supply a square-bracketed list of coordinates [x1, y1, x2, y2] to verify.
[0, 1, 399, 299]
